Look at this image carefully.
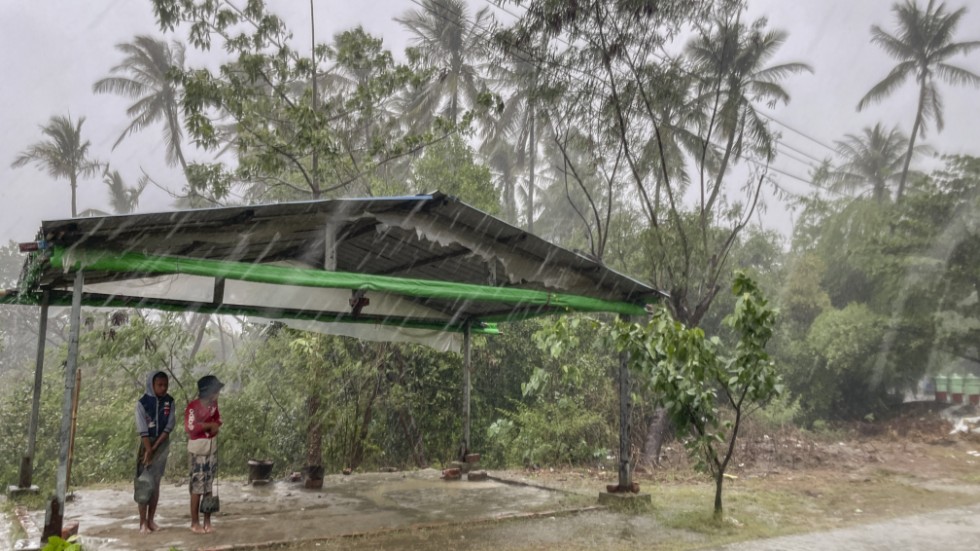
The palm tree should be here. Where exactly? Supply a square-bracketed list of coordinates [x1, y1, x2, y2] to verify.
[483, 44, 545, 229]
[12, 115, 103, 217]
[857, 0, 980, 200]
[93, 35, 189, 172]
[104, 169, 149, 214]
[832, 123, 923, 202]
[396, 0, 493, 129]
[687, 16, 813, 211]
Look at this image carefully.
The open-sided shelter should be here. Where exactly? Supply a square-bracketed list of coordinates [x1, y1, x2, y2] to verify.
[2, 192, 661, 535]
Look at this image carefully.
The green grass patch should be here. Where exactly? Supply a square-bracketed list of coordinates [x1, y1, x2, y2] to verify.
[635, 471, 980, 551]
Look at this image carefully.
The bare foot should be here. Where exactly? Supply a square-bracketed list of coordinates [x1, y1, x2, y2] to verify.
[148, 520, 160, 531]
[204, 524, 216, 533]
[139, 524, 151, 535]
[191, 524, 206, 534]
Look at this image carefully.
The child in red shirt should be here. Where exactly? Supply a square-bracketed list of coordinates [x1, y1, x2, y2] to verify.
[184, 375, 223, 534]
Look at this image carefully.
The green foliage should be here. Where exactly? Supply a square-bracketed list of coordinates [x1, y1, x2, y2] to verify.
[184, 163, 233, 202]
[802, 305, 893, 420]
[778, 253, 831, 332]
[754, 392, 802, 430]
[151, 0, 424, 201]
[219, 326, 472, 473]
[41, 535, 82, 551]
[484, 316, 618, 468]
[503, 0, 809, 330]
[609, 272, 780, 516]
[486, 395, 611, 466]
[779, 155, 980, 422]
[409, 135, 500, 214]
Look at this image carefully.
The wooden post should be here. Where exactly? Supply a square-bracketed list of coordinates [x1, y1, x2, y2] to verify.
[463, 321, 472, 455]
[18, 288, 50, 489]
[45, 271, 82, 541]
[66, 368, 82, 492]
[618, 315, 632, 491]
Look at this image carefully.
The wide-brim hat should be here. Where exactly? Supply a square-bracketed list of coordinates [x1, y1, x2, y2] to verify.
[197, 375, 225, 397]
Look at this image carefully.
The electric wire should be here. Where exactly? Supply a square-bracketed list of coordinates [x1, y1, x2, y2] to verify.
[418, 0, 836, 191]
[480, 0, 842, 157]
[408, 0, 844, 196]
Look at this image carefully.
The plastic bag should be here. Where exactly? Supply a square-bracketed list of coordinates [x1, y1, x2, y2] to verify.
[134, 470, 154, 504]
[199, 494, 220, 513]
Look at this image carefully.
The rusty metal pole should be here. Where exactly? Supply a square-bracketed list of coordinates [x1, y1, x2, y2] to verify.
[45, 270, 82, 541]
[618, 314, 632, 491]
[463, 321, 472, 456]
[18, 288, 50, 490]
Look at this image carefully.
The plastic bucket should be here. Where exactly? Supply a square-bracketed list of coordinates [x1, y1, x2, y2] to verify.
[964, 374, 980, 406]
[949, 374, 964, 404]
[935, 374, 949, 403]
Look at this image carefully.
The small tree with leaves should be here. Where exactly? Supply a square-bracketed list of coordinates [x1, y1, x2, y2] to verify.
[611, 272, 780, 518]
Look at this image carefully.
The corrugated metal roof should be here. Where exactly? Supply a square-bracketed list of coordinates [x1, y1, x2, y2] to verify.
[18, 192, 660, 325]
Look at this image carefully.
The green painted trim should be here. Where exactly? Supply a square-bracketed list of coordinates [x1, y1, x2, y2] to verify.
[49, 248, 648, 316]
[0, 290, 500, 335]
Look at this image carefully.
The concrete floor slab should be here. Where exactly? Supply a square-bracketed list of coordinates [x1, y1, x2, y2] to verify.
[29, 469, 576, 551]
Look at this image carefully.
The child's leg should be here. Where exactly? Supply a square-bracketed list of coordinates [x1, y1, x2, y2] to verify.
[203, 506, 214, 533]
[189, 453, 205, 533]
[138, 503, 150, 534]
[190, 493, 205, 533]
[202, 452, 217, 532]
[147, 484, 161, 531]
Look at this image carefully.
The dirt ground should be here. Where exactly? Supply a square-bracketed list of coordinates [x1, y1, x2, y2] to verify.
[9, 401, 980, 551]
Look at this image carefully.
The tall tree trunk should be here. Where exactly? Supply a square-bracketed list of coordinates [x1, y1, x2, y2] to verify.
[305, 392, 323, 468]
[641, 407, 672, 467]
[897, 81, 927, 202]
[526, 102, 536, 233]
[348, 369, 383, 470]
[714, 471, 724, 518]
[394, 352, 427, 467]
[186, 314, 209, 363]
[399, 408, 427, 468]
[70, 175, 78, 218]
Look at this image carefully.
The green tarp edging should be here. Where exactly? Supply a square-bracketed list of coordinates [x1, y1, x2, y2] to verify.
[49, 248, 648, 317]
[0, 290, 500, 335]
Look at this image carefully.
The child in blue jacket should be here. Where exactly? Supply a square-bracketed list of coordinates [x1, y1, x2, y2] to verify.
[135, 370, 175, 534]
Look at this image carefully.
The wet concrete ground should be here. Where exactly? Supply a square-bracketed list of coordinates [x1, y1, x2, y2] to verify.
[0, 495, 11, 546]
[28, 469, 579, 551]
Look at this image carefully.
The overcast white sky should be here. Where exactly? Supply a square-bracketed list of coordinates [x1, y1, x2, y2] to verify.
[2, 0, 979, 247]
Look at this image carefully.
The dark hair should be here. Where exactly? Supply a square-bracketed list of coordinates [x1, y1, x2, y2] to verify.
[152, 372, 169, 383]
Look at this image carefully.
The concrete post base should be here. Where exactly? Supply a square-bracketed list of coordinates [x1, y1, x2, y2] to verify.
[7, 485, 40, 497]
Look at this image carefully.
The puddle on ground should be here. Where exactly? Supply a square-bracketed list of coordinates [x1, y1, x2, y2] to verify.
[28, 469, 574, 551]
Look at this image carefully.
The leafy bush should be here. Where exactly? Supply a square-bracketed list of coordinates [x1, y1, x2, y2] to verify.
[486, 395, 612, 466]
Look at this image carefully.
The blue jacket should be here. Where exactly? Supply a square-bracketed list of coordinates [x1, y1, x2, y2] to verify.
[135, 371, 175, 440]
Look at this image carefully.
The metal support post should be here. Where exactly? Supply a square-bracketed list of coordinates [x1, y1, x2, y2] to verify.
[45, 271, 83, 540]
[17, 288, 50, 491]
[463, 321, 472, 456]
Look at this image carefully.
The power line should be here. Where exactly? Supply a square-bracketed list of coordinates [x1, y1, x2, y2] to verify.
[775, 145, 822, 173]
[776, 138, 829, 165]
[410, 0, 843, 198]
[486, 0, 846, 164]
[761, 111, 838, 154]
